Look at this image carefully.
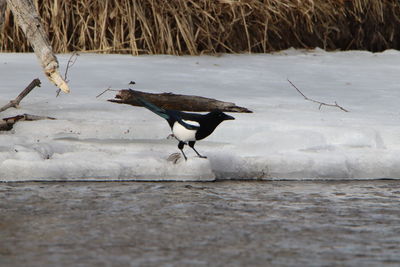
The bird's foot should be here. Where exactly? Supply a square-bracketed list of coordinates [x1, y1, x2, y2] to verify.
[197, 155, 207, 159]
[166, 134, 175, 140]
[167, 153, 183, 164]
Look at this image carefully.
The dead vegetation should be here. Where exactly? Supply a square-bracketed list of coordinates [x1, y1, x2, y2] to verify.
[1, 0, 400, 54]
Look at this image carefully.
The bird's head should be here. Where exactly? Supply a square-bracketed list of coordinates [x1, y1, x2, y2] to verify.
[209, 110, 235, 122]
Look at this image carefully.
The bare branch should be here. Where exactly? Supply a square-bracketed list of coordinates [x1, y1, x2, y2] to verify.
[57, 52, 79, 97]
[0, 78, 41, 113]
[64, 52, 79, 82]
[287, 79, 349, 112]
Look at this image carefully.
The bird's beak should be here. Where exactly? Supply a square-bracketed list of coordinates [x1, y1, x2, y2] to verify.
[224, 114, 235, 120]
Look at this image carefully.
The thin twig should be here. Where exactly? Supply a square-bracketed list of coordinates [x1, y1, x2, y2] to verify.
[96, 87, 119, 98]
[0, 78, 41, 113]
[64, 52, 79, 82]
[287, 79, 349, 112]
[57, 52, 79, 97]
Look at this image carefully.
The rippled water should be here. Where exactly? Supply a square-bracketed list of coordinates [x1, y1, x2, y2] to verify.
[1, 180, 400, 266]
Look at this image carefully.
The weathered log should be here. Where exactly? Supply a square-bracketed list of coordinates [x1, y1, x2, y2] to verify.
[108, 89, 252, 113]
[0, 113, 55, 131]
[6, 0, 70, 93]
[0, 78, 41, 113]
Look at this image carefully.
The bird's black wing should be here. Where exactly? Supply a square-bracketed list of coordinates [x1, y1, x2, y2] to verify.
[166, 110, 200, 130]
[175, 111, 204, 122]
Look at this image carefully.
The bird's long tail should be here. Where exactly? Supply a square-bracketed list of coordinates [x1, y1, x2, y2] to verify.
[134, 94, 170, 120]
[134, 92, 199, 131]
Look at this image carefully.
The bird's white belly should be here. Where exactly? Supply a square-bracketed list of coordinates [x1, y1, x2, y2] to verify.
[172, 121, 198, 142]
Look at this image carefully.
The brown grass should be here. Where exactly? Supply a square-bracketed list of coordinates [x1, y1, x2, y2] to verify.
[1, 0, 400, 54]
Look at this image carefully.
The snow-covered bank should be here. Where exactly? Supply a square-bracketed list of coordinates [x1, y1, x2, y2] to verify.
[1, 49, 400, 181]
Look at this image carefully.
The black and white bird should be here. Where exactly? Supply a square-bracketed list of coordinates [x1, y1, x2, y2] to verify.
[136, 96, 235, 160]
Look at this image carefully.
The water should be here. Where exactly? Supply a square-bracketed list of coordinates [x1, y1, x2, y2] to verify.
[1, 180, 400, 266]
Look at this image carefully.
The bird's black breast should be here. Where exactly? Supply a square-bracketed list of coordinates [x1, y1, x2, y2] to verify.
[195, 125, 216, 140]
[195, 118, 225, 140]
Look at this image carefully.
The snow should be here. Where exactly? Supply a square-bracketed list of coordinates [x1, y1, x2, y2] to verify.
[1, 49, 400, 181]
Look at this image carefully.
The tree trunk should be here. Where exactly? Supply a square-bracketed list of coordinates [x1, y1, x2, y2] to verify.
[6, 0, 70, 93]
[109, 89, 252, 113]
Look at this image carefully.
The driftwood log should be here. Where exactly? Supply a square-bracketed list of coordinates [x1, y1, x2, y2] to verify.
[5, 0, 70, 93]
[109, 89, 252, 113]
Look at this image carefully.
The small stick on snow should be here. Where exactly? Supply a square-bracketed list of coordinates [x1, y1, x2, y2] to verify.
[0, 78, 41, 113]
[287, 79, 349, 112]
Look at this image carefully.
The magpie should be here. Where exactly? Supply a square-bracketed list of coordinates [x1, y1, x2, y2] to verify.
[135, 96, 235, 160]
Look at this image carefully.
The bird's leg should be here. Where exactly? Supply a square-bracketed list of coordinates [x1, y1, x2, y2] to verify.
[188, 141, 207, 159]
[178, 141, 187, 161]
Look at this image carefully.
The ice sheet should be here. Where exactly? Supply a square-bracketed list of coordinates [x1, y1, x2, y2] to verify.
[1, 49, 400, 181]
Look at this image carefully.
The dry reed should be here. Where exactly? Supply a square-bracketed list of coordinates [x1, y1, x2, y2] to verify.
[1, 0, 400, 54]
